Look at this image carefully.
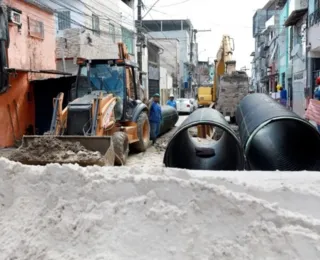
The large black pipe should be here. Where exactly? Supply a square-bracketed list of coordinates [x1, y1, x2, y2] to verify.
[164, 108, 245, 170]
[159, 105, 179, 135]
[236, 93, 320, 170]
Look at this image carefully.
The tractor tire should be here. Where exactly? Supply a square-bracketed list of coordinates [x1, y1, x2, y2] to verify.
[112, 132, 129, 166]
[131, 112, 150, 153]
[230, 116, 236, 125]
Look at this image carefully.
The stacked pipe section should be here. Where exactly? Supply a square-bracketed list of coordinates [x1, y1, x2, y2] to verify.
[159, 105, 179, 135]
[164, 108, 245, 170]
[236, 93, 320, 170]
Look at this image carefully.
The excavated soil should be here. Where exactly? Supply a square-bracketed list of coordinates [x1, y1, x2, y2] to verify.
[8, 137, 106, 166]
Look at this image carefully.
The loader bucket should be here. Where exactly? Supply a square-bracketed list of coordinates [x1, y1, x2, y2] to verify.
[9, 135, 115, 166]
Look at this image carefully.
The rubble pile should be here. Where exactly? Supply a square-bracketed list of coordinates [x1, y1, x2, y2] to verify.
[8, 136, 105, 166]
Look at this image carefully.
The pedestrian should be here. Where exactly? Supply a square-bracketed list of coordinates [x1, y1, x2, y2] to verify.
[280, 87, 287, 107]
[313, 77, 320, 132]
[149, 93, 162, 145]
[166, 94, 176, 109]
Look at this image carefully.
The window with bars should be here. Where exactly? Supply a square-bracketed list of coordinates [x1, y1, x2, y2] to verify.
[92, 14, 100, 36]
[109, 23, 115, 43]
[57, 11, 71, 30]
[28, 17, 44, 39]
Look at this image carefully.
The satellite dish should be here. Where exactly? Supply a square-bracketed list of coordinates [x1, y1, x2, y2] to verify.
[291, 44, 300, 57]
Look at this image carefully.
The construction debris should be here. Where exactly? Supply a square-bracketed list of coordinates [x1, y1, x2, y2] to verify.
[8, 136, 106, 166]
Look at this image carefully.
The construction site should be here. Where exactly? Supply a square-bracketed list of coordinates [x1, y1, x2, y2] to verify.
[1, 0, 320, 259]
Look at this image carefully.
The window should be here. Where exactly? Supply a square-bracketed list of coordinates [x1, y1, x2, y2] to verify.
[121, 27, 133, 54]
[28, 17, 44, 39]
[109, 23, 115, 43]
[92, 14, 100, 36]
[57, 11, 71, 30]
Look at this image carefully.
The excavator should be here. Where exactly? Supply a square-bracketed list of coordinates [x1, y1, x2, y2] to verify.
[197, 35, 249, 123]
[12, 43, 150, 166]
[196, 35, 249, 138]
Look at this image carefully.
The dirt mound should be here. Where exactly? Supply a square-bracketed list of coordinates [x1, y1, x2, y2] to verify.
[8, 136, 106, 166]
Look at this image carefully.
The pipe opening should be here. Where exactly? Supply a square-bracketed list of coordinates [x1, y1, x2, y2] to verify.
[246, 119, 320, 170]
[164, 123, 244, 170]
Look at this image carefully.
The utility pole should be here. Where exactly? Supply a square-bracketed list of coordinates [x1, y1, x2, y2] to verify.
[137, 0, 143, 85]
[188, 29, 211, 98]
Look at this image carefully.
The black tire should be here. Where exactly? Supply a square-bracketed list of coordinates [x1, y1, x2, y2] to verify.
[230, 116, 236, 124]
[112, 132, 129, 165]
[131, 112, 150, 152]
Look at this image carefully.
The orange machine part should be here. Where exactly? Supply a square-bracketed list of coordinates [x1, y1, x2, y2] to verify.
[0, 72, 35, 147]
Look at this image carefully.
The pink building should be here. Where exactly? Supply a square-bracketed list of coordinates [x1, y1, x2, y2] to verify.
[0, 0, 57, 147]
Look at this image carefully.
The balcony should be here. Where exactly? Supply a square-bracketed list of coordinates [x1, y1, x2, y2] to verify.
[309, 8, 320, 27]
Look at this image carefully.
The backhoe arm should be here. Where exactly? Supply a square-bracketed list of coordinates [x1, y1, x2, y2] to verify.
[49, 92, 68, 135]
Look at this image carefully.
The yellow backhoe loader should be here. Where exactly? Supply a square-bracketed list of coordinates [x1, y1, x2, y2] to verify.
[10, 43, 150, 166]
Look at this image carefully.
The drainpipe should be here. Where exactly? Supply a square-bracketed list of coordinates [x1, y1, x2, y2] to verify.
[61, 38, 67, 72]
[305, 13, 311, 107]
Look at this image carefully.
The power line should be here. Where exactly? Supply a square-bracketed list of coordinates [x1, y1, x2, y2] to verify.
[157, 0, 192, 7]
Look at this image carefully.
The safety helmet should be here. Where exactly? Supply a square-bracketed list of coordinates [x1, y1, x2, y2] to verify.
[153, 93, 160, 97]
[316, 77, 320, 85]
[169, 94, 174, 98]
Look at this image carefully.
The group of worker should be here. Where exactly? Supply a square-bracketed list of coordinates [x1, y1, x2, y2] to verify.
[148, 93, 177, 145]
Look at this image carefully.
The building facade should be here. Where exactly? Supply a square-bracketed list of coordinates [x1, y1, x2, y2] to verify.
[195, 61, 213, 86]
[307, 0, 320, 102]
[41, 0, 136, 74]
[141, 19, 195, 96]
[252, 0, 288, 94]
[149, 38, 180, 90]
[159, 66, 173, 105]
[0, 0, 58, 147]
[284, 0, 307, 116]
[147, 41, 160, 99]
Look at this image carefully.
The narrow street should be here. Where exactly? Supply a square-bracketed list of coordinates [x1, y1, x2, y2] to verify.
[126, 115, 188, 167]
[1, 0, 320, 259]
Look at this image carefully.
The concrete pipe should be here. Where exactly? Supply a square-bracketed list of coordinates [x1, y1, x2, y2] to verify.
[159, 105, 179, 135]
[163, 108, 245, 170]
[236, 93, 320, 171]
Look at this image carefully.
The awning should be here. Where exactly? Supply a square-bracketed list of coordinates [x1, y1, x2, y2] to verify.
[284, 8, 308, 27]
[6, 68, 72, 76]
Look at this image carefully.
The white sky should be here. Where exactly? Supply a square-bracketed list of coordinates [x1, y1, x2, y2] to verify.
[142, 0, 269, 73]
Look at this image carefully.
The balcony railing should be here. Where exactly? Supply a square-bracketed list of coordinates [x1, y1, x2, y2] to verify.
[309, 8, 320, 27]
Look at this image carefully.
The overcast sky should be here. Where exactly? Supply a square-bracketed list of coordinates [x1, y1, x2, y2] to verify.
[142, 0, 269, 74]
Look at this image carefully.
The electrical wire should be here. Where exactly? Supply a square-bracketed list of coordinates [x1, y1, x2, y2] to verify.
[157, 0, 192, 7]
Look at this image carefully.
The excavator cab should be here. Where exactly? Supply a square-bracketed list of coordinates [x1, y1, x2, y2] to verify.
[71, 58, 139, 122]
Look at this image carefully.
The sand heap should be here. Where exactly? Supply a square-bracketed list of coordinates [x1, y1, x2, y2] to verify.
[0, 158, 320, 259]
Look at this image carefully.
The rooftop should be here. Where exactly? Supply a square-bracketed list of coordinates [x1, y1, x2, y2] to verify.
[141, 19, 193, 32]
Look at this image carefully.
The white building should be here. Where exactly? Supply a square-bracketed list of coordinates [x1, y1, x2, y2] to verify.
[141, 19, 195, 95]
[149, 38, 180, 89]
[40, 0, 136, 74]
[159, 67, 173, 105]
[284, 0, 307, 117]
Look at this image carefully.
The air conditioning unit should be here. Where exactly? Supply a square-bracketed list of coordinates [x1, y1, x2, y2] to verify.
[9, 9, 22, 26]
